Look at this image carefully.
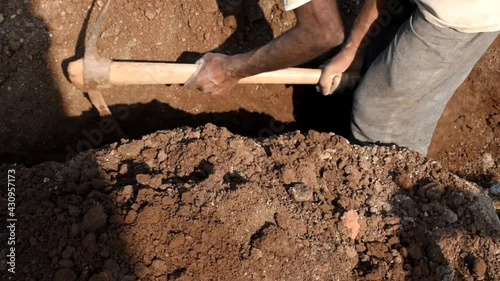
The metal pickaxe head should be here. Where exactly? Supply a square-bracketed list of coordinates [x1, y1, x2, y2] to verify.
[69, 0, 114, 117]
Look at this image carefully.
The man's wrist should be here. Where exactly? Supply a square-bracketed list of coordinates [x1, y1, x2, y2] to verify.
[226, 54, 252, 79]
[338, 44, 357, 60]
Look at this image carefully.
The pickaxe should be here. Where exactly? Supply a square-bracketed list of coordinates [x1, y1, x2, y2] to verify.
[68, 0, 358, 121]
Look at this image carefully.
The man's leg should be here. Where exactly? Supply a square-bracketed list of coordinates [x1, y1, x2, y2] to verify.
[351, 9, 499, 155]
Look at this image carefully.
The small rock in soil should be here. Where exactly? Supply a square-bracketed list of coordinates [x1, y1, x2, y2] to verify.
[288, 183, 313, 202]
[82, 204, 108, 233]
[481, 153, 495, 171]
[118, 163, 128, 175]
[223, 15, 237, 28]
[342, 210, 361, 240]
[151, 259, 168, 276]
[0, 14, 4, 24]
[145, 9, 157, 20]
[345, 246, 358, 259]
[490, 183, 500, 196]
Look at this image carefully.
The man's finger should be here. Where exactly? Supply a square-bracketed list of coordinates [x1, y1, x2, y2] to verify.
[319, 74, 342, 96]
[319, 74, 331, 96]
[321, 81, 331, 96]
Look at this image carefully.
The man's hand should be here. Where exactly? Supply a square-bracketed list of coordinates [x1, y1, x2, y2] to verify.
[318, 0, 393, 95]
[184, 53, 240, 95]
[318, 49, 358, 95]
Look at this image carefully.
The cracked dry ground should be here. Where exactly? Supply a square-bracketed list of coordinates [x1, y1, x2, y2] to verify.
[1, 125, 499, 281]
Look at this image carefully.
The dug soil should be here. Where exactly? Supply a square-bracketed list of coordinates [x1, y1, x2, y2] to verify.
[1, 125, 500, 280]
[0, 0, 499, 187]
[1, 0, 500, 280]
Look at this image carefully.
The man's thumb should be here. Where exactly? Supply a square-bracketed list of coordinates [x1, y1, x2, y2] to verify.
[330, 74, 342, 94]
[184, 58, 205, 89]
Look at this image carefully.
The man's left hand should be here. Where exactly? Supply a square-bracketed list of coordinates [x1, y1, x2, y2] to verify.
[318, 49, 357, 95]
[184, 53, 240, 95]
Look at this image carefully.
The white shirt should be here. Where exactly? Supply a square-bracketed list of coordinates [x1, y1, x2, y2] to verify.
[414, 0, 500, 33]
[282, 0, 310, 11]
[282, 0, 500, 33]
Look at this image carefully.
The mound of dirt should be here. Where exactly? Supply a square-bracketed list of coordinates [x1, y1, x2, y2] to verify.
[1, 125, 499, 280]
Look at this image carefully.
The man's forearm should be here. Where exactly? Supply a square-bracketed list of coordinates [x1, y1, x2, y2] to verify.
[226, 0, 344, 78]
[343, 0, 389, 54]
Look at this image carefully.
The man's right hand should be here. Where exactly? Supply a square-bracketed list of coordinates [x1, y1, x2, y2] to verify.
[184, 53, 241, 95]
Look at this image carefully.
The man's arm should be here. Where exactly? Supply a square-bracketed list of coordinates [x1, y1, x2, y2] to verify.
[185, 0, 344, 95]
[318, 0, 390, 95]
[227, 0, 344, 77]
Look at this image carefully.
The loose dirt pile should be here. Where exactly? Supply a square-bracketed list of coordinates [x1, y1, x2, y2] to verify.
[1, 0, 498, 190]
[1, 125, 499, 280]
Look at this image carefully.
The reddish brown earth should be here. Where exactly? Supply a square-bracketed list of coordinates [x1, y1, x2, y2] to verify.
[0, 0, 497, 181]
[1, 0, 499, 280]
[1, 125, 500, 280]
[0, 0, 301, 165]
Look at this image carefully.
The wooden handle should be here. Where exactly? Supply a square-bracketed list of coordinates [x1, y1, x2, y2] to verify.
[68, 59, 321, 89]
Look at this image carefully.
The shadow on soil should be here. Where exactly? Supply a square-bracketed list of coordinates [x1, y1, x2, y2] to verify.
[0, 0, 352, 166]
[387, 178, 500, 280]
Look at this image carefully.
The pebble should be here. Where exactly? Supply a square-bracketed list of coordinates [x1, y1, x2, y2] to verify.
[0, 14, 4, 24]
[345, 246, 358, 259]
[489, 182, 500, 196]
[151, 259, 168, 275]
[118, 163, 129, 175]
[288, 183, 314, 202]
[223, 15, 237, 28]
[145, 9, 157, 20]
[482, 153, 495, 171]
